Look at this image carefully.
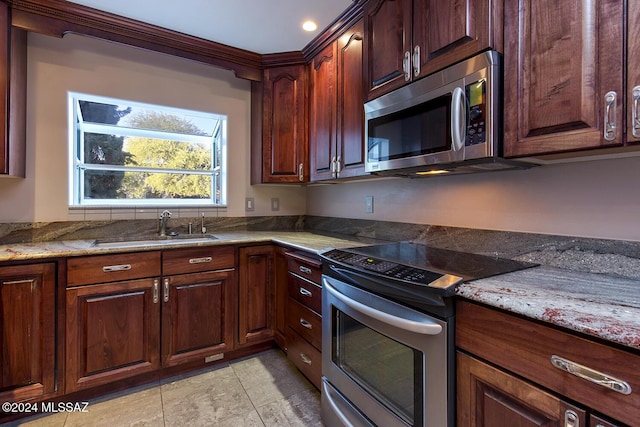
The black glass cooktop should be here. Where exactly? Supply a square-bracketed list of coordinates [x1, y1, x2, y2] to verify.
[321, 241, 536, 285]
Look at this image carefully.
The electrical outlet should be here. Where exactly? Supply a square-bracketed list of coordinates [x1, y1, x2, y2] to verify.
[271, 198, 280, 211]
[365, 196, 374, 213]
[245, 197, 254, 212]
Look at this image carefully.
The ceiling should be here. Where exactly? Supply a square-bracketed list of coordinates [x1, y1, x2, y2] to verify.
[66, 0, 354, 54]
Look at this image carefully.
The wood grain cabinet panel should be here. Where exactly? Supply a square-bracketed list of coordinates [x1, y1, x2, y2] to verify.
[161, 269, 236, 367]
[260, 65, 308, 183]
[503, 0, 625, 156]
[273, 247, 290, 350]
[238, 246, 274, 346]
[364, 0, 498, 100]
[0, 2, 27, 177]
[310, 19, 366, 181]
[65, 278, 161, 392]
[0, 263, 56, 402]
[627, 0, 640, 145]
[457, 351, 587, 427]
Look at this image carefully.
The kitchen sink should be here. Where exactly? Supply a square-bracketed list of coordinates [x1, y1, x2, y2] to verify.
[92, 234, 218, 248]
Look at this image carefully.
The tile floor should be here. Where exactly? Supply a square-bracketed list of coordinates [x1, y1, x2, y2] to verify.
[3, 349, 323, 427]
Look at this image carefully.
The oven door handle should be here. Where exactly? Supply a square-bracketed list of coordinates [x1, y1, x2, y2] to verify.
[325, 279, 443, 335]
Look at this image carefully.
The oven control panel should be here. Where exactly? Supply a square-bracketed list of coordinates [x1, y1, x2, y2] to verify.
[322, 249, 458, 287]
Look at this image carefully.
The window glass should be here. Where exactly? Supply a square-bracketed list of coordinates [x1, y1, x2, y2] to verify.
[69, 94, 226, 206]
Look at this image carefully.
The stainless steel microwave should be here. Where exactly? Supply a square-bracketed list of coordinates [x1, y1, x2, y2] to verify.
[365, 51, 529, 176]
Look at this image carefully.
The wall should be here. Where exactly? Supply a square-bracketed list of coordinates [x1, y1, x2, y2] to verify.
[0, 32, 306, 223]
[307, 155, 640, 242]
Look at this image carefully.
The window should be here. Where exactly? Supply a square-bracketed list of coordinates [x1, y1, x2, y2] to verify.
[68, 93, 226, 207]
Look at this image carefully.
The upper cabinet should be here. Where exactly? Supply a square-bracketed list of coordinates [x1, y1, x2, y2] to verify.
[310, 19, 366, 181]
[255, 64, 309, 183]
[0, 2, 26, 177]
[503, 0, 626, 157]
[363, 0, 500, 100]
[627, 0, 640, 145]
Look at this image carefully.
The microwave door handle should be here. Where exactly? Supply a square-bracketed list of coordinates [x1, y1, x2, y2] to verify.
[451, 87, 466, 153]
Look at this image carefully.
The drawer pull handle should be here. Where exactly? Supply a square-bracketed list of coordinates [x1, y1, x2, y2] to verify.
[550, 355, 632, 395]
[299, 318, 312, 329]
[189, 257, 212, 264]
[299, 265, 312, 275]
[102, 264, 131, 272]
[299, 353, 312, 365]
[299, 287, 313, 297]
[2, 279, 35, 286]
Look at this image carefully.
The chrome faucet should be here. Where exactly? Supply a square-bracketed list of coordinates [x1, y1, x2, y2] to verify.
[158, 210, 172, 236]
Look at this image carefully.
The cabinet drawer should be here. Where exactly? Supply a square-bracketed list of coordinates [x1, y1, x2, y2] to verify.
[288, 272, 322, 313]
[287, 327, 321, 390]
[163, 246, 235, 275]
[286, 251, 322, 284]
[456, 300, 640, 426]
[67, 251, 161, 286]
[287, 297, 321, 350]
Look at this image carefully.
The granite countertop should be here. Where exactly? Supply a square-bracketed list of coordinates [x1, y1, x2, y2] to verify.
[0, 231, 379, 262]
[1, 231, 639, 353]
[459, 266, 640, 351]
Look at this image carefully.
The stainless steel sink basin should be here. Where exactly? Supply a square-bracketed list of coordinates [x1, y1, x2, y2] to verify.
[92, 234, 218, 248]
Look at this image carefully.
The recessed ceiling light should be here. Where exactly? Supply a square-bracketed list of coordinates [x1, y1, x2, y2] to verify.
[302, 20, 318, 32]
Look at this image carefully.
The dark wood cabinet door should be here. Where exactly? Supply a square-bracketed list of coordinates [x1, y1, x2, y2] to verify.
[273, 247, 290, 350]
[238, 246, 274, 346]
[336, 19, 366, 179]
[65, 278, 161, 392]
[0, 263, 56, 402]
[262, 65, 308, 183]
[503, 0, 624, 157]
[628, 0, 640, 145]
[457, 352, 587, 427]
[413, 0, 498, 78]
[363, 0, 412, 100]
[0, 3, 27, 177]
[309, 42, 337, 181]
[162, 269, 236, 367]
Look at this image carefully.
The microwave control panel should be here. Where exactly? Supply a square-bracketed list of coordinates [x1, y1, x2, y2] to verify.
[465, 79, 486, 146]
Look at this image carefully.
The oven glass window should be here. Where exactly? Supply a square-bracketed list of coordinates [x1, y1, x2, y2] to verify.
[367, 94, 452, 162]
[334, 310, 423, 425]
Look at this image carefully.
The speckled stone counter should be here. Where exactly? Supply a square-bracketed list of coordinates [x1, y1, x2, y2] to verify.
[458, 266, 640, 351]
[0, 231, 380, 262]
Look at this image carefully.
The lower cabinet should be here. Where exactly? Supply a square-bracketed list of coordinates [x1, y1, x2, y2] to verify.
[456, 300, 635, 426]
[0, 263, 57, 402]
[65, 247, 238, 392]
[457, 351, 587, 426]
[273, 246, 290, 350]
[65, 277, 161, 391]
[285, 251, 323, 389]
[238, 245, 274, 347]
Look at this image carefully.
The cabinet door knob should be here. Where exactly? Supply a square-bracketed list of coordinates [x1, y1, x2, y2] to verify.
[564, 409, 579, 427]
[402, 51, 411, 81]
[632, 86, 640, 138]
[604, 91, 617, 141]
[163, 278, 170, 303]
[153, 279, 159, 304]
[298, 163, 304, 181]
[412, 45, 421, 77]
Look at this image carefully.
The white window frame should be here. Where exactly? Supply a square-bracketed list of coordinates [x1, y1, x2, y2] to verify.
[68, 93, 227, 207]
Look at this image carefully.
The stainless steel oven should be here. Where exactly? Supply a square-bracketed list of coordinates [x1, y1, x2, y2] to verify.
[319, 242, 536, 427]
